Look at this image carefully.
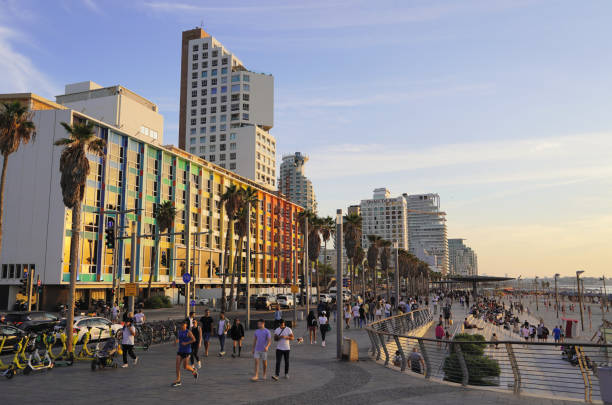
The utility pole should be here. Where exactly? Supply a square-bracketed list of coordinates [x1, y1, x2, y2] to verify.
[554, 273, 560, 319]
[26, 267, 34, 312]
[246, 201, 251, 330]
[129, 221, 137, 314]
[576, 270, 585, 332]
[304, 218, 309, 316]
[336, 209, 343, 360]
[535, 276, 539, 311]
[292, 211, 297, 328]
[35, 275, 40, 311]
[111, 216, 119, 306]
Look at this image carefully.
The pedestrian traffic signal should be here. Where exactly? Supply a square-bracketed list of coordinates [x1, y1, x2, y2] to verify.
[298, 275, 304, 288]
[18, 276, 28, 296]
[105, 221, 115, 249]
[161, 251, 168, 267]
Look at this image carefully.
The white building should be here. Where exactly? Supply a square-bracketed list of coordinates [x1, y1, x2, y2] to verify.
[360, 188, 408, 251]
[179, 28, 277, 189]
[448, 239, 478, 276]
[403, 193, 448, 274]
[279, 152, 317, 213]
[56, 81, 163, 144]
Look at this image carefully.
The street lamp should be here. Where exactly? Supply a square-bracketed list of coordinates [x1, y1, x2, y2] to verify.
[535, 276, 539, 312]
[335, 209, 343, 360]
[576, 270, 585, 332]
[554, 273, 560, 319]
[393, 241, 399, 310]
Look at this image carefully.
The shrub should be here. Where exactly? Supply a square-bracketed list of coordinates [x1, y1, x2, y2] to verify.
[443, 333, 500, 386]
[144, 295, 172, 309]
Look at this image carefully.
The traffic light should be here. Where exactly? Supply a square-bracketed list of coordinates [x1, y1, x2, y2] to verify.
[161, 251, 168, 267]
[105, 218, 115, 249]
[18, 276, 28, 296]
[298, 275, 304, 288]
[178, 285, 185, 296]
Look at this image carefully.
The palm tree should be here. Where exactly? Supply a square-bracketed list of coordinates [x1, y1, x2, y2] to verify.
[0, 102, 36, 261]
[352, 246, 365, 300]
[319, 216, 334, 300]
[231, 187, 257, 304]
[343, 213, 362, 298]
[297, 210, 315, 299]
[307, 216, 322, 302]
[220, 183, 242, 310]
[379, 240, 392, 303]
[366, 235, 382, 298]
[54, 121, 105, 353]
[148, 201, 176, 297]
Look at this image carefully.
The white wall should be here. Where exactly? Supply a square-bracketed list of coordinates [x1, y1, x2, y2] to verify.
[250, 73, 274, 128]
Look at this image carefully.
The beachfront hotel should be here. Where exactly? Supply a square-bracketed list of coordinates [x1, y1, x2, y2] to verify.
[0, 87, 302, 311]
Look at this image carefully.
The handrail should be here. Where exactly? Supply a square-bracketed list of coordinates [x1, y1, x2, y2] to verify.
[366, 311, 612, 403]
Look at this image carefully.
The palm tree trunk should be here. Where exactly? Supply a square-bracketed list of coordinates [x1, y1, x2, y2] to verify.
[386, 270, 390, 303]
[0, 154, 9, 261]
[221, 220, 231, 311]
[147, 237, 158, 299]
[361, 265, 365, 302]
[323, 241, 327, 291]
[233, 236, 244, 307]
[66, 204, 81, 353]
[228, 224, 237, 309]
[316, 260, 320, 302]
[373, 266, 377, 299]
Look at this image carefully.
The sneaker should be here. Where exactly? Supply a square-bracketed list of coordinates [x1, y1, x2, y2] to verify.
[171, 381, 182, 387]
[314, 341, 316, 344]
[322, 341, 326, 347]
[250, 376, 259, 382]
[272, 375, 279, 381]
[197, 361, 201, 369]
[231, 353, 236, 358]
[284, 374, 289, 379]
[121, 364, 129, 368]
[133, 357, 139, 365]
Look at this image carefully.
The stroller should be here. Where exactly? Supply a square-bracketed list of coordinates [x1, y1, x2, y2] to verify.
[91, 335, 119, 371]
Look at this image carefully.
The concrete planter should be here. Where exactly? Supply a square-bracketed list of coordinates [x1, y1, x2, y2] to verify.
[599, 367, 612, 405]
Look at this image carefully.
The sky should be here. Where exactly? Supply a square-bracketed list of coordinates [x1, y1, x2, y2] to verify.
[1, 0, 611, 278]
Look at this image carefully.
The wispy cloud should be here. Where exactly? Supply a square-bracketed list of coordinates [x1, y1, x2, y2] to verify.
[82, 0, 102, 14]
[0, 26, 60, 97]
[307, 132, 612, 180]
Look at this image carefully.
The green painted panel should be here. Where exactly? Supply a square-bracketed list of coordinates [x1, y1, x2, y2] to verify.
[163, 154, 173, 164]
[143, 217, 155, 224]
[146, 173, 156, 180]
[80, 274, 96, 282]
[177, 184, 185, 190]
[178, 160, 187, 170]
[190, 165, 199, 175]
[62, 273, 70, 282]
[129, 167, 139, 175]
[147, 147, 158, 158]
[145, 195, 156, 202]
[83, 205, 97, 213]
[83, 231, 97, 240]
[108, 185, 119, 193]
[127, 213, 137, 221]
[162, 178, 172, 186]
[127, 190, 137, 197]
[102, 274, 113, 282]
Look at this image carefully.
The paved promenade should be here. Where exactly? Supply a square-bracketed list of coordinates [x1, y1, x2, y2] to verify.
[2, 321, 587, 405]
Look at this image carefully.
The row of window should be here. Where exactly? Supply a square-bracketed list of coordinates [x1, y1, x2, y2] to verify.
[189, 114, 249, 128]
[1, 264, 35, 279]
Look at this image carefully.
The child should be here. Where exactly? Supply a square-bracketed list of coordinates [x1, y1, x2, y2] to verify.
[393, 350, 402, 367]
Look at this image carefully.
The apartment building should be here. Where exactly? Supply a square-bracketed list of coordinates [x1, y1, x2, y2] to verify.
[448, 239, 478, 276]
[403, 193, 448, 274]
[279, 152, 317, 213]
[179, 28, 276, 189]
[0, 92, 302, 311]
[360, 188, 408, 250]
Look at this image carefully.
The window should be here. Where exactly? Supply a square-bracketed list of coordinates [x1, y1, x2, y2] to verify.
[191, 81, 197, 88]
[192, 63, 198, 70]
[190, 128, 196, 135]
[210, 97, 217, 104]
[212, 59, 218, 66]
[212, 69, 217, 76]
[222, 58, 228, 65]
[209, 155, 215, 161]
[190, 137, 196, 145]
[203, 52, 208, 58]
[200, 108, 206, 115]
[199, 145, 206, 153]
[210, 135, 216, 142]
[230, 133, 236, 140]
[191, 90, 197, 97]
[230, 142, 236, 150]
[201, 89, 207, 96]
[210, 116, 216, 123]
[200, 117, 206, 124]
[242, 94, 250, 101]
[221, 86, 227, 93]
[199, 136, 206, 142]
[231, 94, 239, 101]
[242, 113, 249, 120]
[191, 99, 197, 107]
[220, 144, 226, 151]
[203, 43, 208, 50]
[231, 84, 240, 92]
[220, 134, 226, 141]
[229, 163, 236, 170]
[190, 119, 196, 125]
[192, 54, 198, 61]
[209, 145, 216, 152]
[201, 61, 208, 68]
[221, 76, 227, 84]
[221, 67, 228, 74]
[201, 71, 207, 78]
[201, 80, 206, 87]
[220, 124, 226, 131]
[243, 74, 250, 82]
[230, 153, 236, 160]
[192, 45, 198, 52]
[211, 87, 217, 95]
[219, 163, 225, 168]
[220, 105, 227, 113]
[212, 50, 218, 57]
[192, 72, 197, 79]
[231, 113, 239, 121]
[242, 103, 249, 110]
[243, 84, 250, 91]
[211, 78, 217, 85]
[210, 106, 216, 113]
[221, 95, 227, 103]
[232, 75, 240, 82]
[220, 154, 226, 161]
[201, 98, 207, 105]
[231, 103, 239, 111]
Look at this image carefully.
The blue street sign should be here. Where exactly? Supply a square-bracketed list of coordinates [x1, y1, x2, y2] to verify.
[190, 300, 196, 306]
[182, 273, 191, 284]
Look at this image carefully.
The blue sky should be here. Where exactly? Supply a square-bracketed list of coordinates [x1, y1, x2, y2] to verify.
[1, 0, 611, 278]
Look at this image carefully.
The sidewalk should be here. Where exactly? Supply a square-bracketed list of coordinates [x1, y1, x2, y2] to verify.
[1, 321, 585, 404]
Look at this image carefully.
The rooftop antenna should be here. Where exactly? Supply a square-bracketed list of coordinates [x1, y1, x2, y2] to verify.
[200, 20, 204, 29]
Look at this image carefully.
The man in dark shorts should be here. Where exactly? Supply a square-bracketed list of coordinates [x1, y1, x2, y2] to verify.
[200, 309, 214, 357]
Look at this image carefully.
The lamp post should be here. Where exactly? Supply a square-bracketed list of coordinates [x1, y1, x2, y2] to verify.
[535, 276, 539, 312]
[554, 273, 560, 319]
[393, 241, 399, 310]
[245, 201, 251, 330]
[335, 209, 343, 360]
[576, 270, 585, 332]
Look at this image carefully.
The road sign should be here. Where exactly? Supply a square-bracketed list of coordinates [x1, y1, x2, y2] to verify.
[190, 300, 196, 306]
[182, 273, 192, 284]
[125, 283, 139, 296]
[37, 279, 41, 287]
[290, 285, 299, 294]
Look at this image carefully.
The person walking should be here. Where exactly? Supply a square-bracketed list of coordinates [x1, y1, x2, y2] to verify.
[307, 310, 318, 344]
[344, 304, 352, 329]
[199, 309, 214, 357]
[111, 304, 119, 323]
[230, 318, 245, 358]
[190, 319, 202, 368]
[251, 319, 271, 381]
[435, 321, 445, 349]
[217, 312, 230, 356]
[120, 318, 138, 368]
[352, 303, 360, 328]
[273, 305, 283, 329]
[553, 325, 562, 343]
[134, 309, 145, 324]
[318, 311, 329, 347]
[272, 319, 294, 381]
[375, 303, 383, 321]
[408, 347, 425, 374]
[359, 304, 366, 328]
[172, 319, 198, 387]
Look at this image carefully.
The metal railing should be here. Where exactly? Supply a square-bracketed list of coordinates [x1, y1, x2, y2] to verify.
[366, 309, 612, 403]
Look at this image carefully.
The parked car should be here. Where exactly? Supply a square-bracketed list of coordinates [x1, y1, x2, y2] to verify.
[254, 296, 276, 310]
[260, 293, 277, 304]
[0, 323, 26, 353]
[319, 293, 333, 303]
[5, 311, 59, 332]
[276, 295, 294, 308]
[195, 297, 210, 306]
[55, 316, 122, 343]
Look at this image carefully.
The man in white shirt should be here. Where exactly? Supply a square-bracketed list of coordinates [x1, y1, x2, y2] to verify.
[272, 319, 294, 381]
[352, 304, 360, 328]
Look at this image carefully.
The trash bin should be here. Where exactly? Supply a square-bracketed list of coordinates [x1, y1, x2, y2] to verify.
[342, 337, 359, 361]
[297, 311, 304, 321]
[599, 367, 612, 405]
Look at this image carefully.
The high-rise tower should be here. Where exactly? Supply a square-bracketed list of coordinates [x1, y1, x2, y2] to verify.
[279, 152, 317, 212]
